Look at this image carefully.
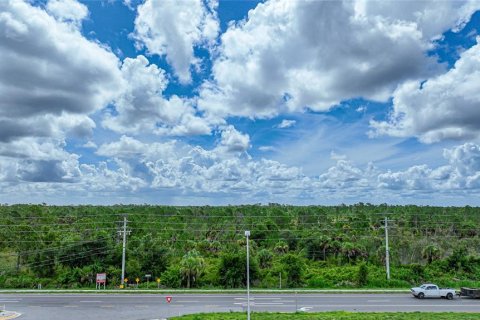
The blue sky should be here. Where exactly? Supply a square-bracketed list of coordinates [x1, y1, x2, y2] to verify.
[1, 0, 480, 205]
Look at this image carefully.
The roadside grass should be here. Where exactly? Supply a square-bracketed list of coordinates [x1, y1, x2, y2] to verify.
[170, 312, 480, 320]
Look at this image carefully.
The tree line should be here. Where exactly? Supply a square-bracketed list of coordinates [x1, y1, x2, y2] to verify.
[1, 203, 479, 289]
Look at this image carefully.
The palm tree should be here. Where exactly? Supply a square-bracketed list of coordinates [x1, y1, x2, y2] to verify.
[422, 244, 441, 264]
[180, 250, 205, 288]
[341, 242, 366, 264]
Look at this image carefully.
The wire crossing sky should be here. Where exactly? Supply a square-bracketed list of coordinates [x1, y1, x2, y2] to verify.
[1, 0, 480, 205]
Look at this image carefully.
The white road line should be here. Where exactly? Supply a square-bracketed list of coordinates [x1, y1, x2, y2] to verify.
[298, 306, 313, 311]
[79, 301, 103, 303]
[316, 304, 465, 307]
[367, 299, 391, 302]
[234, 302, 284, 305]
[234, 297, 282, 300]
[176, 300, 200, 303]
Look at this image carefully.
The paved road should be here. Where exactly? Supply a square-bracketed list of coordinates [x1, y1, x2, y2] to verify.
[1, 293, 480, 319]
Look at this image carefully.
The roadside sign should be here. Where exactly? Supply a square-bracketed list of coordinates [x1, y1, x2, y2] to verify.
[96, 273, 106, 289]
[124, 278, 128, 283]
[166, 296, 172, 303]
[96, 273, 106, 284]
[136, 277, 140, 283]
[145, 274, 151, 288]
[156, 278, 160, 283]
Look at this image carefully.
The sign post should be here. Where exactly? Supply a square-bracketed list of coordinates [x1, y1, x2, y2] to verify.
[166, 295, 172, 317]
[156, 277, 161, 289]
[135, 277, 140, 288]
[145, 274, 151, 289]
[96, 273, 106, 290]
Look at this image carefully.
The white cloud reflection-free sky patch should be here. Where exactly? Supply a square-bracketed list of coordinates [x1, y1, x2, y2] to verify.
[1, 0, 480, 205]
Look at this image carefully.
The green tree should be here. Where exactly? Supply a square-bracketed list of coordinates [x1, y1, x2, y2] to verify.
[342, 241, 368, 264]
[257, 249, 273, 269]
[422, 244, 441, 264]
[218, 252, 258, 288]
[273, 241, 289, 254]
[281, 254, 304, 288]
[180, 250, 204, 288]
[161, 265, 182, 288]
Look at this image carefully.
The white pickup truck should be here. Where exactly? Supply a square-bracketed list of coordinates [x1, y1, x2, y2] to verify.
[411, 284, 456, 300]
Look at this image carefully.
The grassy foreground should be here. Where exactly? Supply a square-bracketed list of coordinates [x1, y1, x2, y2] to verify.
[170, 312, 480, 320]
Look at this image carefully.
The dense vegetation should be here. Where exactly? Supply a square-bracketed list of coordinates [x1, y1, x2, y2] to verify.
[1, 204, 480, 289]
[171, 312, 480, 320]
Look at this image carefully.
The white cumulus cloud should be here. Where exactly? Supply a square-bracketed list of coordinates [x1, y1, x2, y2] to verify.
[103, 55, 212, 136]
[133, 0, 219, 84]
[198, 0, 479, 118]
[0, 0, 122, 146]
[370, 37, 480, 143]
[218, 125, 250, 153]
[46, 0, 88, 27]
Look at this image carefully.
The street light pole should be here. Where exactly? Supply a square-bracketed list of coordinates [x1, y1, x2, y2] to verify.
[245, 230, 251, 320]
[385, 216, 390, 280]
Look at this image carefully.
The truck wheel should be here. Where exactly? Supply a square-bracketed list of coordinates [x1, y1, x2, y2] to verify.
[447, 293, 453, 300]
[418, 292, 425, 299]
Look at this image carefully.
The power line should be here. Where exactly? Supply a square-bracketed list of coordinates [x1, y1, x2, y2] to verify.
[1, 211, 476, 220]
[0, 238, 111, 257]
[17, 246, 115, 270]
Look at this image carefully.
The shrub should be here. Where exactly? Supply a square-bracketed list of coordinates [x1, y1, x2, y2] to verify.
[161, 265, 182, 288]
[357, 263, 368, 287]
[281, 254, 305, 287]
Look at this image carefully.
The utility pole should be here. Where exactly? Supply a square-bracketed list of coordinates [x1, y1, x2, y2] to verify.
[119, 215, 130, 288]
[384, 216, 390, 280]
[245, 230, 251, 320]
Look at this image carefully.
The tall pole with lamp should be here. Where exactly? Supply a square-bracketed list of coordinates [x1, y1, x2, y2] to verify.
[245, 230, 251, 320]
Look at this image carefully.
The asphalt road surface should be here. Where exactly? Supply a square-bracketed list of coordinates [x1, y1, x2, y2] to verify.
[1, 293, 480, 320]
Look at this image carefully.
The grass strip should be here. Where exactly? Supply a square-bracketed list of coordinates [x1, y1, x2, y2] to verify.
[171, 312, 480, 320]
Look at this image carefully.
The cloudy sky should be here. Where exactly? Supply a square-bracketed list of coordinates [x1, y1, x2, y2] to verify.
[1, 0, 480, 205]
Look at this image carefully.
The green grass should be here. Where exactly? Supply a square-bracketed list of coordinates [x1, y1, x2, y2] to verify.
[171, 312, 480, 320]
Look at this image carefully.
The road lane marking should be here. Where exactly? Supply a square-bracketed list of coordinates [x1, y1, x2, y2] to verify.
[234, 302, 284, 305]
[367, 299, 391, 302]
[315, 304, 468, 307]
[298, 307, 313, 311]
[176, 300, 200, 303]
[100, 305, 114, 308]
[63, 305, 79, 308]
[234, 297, 282, 300]
[79, 301, 103, 303]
